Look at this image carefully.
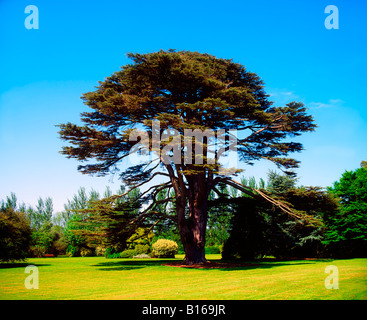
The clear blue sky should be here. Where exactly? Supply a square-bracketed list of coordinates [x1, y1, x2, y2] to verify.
[1, 0, 366, 212]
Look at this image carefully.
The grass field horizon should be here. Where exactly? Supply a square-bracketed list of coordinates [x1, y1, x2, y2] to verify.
[1, 255, 366, 300]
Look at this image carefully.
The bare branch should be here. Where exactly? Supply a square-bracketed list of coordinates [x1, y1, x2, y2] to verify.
[107, 171, 173, 202]
[128, 198, 177, 226]
[217, 177, 304, 220]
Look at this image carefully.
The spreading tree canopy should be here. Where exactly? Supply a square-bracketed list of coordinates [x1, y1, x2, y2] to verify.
[58, 50, 316, 264]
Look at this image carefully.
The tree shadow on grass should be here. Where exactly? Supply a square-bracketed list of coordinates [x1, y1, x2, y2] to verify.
[91, 258, 317, 272]
[163, 260, 318, 271]
[0, 262, 51, 269]
[92, 259, 177, 271]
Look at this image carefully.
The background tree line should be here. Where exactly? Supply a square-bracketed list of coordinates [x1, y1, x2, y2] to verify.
[1, 160, 367, 262]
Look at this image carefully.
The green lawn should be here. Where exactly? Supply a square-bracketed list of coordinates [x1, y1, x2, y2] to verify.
[1, 255, 366, 300]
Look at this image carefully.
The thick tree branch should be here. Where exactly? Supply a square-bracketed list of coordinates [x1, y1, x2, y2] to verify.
[217, 177, 304, 220]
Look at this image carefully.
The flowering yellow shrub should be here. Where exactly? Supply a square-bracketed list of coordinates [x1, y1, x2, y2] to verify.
[152, 239, 178, 258]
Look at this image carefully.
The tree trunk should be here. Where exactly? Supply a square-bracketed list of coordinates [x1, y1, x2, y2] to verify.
[179, 199, 209, 265]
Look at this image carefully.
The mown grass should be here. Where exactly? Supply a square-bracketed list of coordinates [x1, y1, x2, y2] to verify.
[0, 255, 366, 300]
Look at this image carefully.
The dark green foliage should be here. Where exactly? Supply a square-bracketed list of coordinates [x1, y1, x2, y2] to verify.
[105, 244, 150, 259]
[89, 188, 144, 252]
[222, 172, 338, 260]
[64, 215, 89, 256]
[58, 187, 94, 228]
[104, 247, 116, 258]
[119, 249, 138, 258]
[29, 197, 53, 230]
[125, 227, 154, 251]
[52, 228, 68, 255]
[204, 245, 222, 254]
[266, 170, 296, 195]
[221, 197, 270, 260]
[0, 193, 18, 211]
[206, 185, 234, 247]
[59, 186, 142, 255]
[134, 244, 150, 254]
[31, 222, 57, 256]
[267, 187, 336, 259]
[0, 207, 32, 262]
[113, 227, 154, 258]
[66, 245, 80, 257]
[80, 247, 94, 257]
[325, 167, 367, 257]
[0, 193, 69, 259]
